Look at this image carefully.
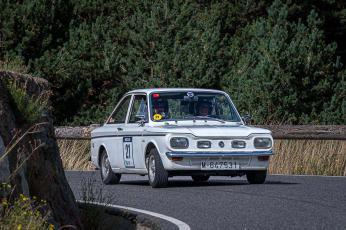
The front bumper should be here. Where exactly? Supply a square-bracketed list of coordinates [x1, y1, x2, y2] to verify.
[166, 150, 273, 158]
[162, 150, 273, 171]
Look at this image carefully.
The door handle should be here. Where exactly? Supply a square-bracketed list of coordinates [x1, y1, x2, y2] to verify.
[117, 127, 123, 131]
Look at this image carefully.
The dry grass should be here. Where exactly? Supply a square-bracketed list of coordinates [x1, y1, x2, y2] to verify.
[269, 140, 346, 176]
[57, 139, 94, 171]
[58, 139, 346, 176]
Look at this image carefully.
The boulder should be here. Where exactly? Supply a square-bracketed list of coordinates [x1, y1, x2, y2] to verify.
[0, 71, 82, 228]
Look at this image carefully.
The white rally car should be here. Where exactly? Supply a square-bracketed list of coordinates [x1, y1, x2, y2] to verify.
[91, 88, 273, 188]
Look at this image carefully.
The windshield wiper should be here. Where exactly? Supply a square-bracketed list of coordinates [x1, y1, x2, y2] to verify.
[195, 116, 226, 123]
[183, 115, 226, 124]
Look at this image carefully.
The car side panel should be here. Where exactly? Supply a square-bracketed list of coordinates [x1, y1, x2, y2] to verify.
[120, 124, 147, 170]
[91, 125, 124, 169]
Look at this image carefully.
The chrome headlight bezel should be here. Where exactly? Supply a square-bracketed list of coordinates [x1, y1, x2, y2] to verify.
[170, 137, 189, 149]
[254, 137, 272, 149]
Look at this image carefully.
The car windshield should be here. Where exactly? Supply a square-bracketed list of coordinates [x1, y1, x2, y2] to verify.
[149, 91, 241, 122]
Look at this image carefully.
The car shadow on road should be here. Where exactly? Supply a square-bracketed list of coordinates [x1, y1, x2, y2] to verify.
[119, 179, 299, 188]
[264, 181, 299, 185]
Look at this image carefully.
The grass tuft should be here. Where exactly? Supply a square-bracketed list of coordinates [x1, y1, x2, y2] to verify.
[0, 56, 28, 75]
[6, 80, 49, 124]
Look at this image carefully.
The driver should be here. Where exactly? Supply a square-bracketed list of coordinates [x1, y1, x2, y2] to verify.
[197, 101, 211, 116]
[153, 99, 169, 118]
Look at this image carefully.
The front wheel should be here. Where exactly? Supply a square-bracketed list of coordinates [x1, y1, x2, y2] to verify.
[100, 149, 121, 185]
[147, 148, 168, 188]
[246, 170, 267, 184]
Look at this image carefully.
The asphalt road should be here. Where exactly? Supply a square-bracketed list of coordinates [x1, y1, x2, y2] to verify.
[66, 171, 346, 230]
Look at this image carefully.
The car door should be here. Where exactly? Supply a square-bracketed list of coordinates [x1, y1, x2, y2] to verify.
[104, 94, 132, 169]
[123, 94, 148, 170]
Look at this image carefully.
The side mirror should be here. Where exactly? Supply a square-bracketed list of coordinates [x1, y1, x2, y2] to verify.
[241, 114, 251, 125]
[135, 114, 146, 126]
[90, 123, 102, 130]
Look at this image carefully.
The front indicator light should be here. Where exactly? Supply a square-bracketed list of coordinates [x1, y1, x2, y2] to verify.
[232, 140, 246, 148]
[254, 138, 272, 149]
[171, 157, 183, 161]
[197, 141, 211, 149]
[258, 156, 270, 161]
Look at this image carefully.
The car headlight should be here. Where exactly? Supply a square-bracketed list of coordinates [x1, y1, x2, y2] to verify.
[170, 137, 189, 149]
[254, 137, 272, 149]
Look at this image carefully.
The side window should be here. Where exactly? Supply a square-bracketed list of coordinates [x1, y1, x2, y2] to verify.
[129, 95, 148, 123]
[108, 96, 131, 124]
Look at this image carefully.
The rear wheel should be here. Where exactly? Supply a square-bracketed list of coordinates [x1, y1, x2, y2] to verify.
[147, 148, 168, 188]
[246, 170, 267, 184]
[191, 175, 210, 182]
[100, 149, 121, 184]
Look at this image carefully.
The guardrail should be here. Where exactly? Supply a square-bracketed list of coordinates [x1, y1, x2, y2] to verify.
[55, 125, 346, 140]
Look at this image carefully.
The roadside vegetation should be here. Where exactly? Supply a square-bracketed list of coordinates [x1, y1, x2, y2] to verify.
[59, 139, 346, 176]
[79, 176, 159, 230]
[58, 139, 94, 170]
[0, 56, 29, 75]
[0, 0, 345, 125]
[79, 177, 116, 230]
[269, 139, 346, 176]
[0, 185, 53, 230]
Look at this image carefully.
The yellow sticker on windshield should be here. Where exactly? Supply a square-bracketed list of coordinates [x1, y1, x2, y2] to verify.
[153, 114, 162, 121]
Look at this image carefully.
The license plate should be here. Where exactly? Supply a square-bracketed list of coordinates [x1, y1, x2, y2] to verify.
[201, 161, 239, 170]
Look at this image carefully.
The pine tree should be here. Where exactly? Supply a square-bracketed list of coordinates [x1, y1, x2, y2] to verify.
[222, 0, 343, 124]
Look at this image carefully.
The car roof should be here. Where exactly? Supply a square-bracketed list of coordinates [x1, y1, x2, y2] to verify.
[127, 88, 226, 95]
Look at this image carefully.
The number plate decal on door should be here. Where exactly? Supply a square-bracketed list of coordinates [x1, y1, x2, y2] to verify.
[123, 137, 135, 168]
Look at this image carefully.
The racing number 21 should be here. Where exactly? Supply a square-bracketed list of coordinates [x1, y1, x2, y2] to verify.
[125, 143, 131, 159]
[123, 137, 135, 168]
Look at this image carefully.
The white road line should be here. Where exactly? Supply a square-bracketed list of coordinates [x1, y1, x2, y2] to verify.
[77, 200, 191, 230]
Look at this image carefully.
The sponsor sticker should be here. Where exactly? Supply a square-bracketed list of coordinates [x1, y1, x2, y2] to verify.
[187, 92, 194, 97]
[153, 113, 162, 121]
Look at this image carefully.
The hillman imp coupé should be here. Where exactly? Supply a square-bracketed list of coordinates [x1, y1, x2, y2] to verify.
[90, 88, 274, 188]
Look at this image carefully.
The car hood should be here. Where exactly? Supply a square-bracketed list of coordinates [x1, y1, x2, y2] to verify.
[146, 125, 271, 137]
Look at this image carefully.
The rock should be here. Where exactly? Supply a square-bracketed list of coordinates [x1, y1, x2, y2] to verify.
[0, 135, 10, 182]
[0, 71, 82, 229]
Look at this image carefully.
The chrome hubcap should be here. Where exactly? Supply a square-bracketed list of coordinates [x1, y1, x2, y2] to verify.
[102, 153, 110, 178]
[148, 155, 156, 182]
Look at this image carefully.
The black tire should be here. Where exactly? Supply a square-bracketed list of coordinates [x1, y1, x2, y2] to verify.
[191, 175, 210, 182]
[246, 170, 267, 184]
[146, 148, 168, 188]
[100, 149, 121, 184]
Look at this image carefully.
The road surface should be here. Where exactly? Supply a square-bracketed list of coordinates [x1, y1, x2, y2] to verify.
[66, 171, 346, 230]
